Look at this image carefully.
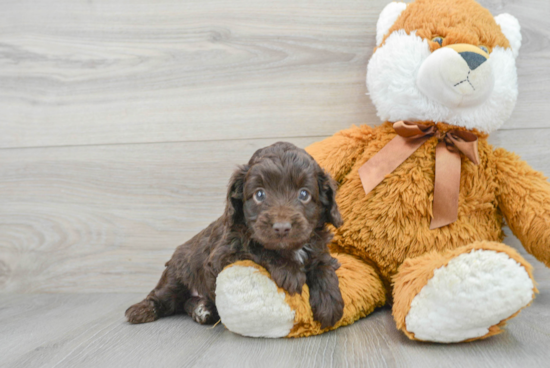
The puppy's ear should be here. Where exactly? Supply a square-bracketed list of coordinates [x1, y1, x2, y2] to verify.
[224, 165, 249, 227]
[317, 170, 343, 228]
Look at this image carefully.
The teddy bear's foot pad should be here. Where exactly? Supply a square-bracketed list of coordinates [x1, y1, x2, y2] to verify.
[215, 264, 295, 338]
[405, 249, 534, 343]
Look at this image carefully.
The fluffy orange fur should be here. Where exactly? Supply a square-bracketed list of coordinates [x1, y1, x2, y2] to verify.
[495, 149, 550, 268]
[309, 123, 507, 283]
[380, 0, 511, 52]
[307, 122, 550, 273]
[297, 123, 544, 340]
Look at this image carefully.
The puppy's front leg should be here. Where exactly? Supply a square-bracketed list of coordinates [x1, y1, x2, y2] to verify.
[307, 253, 344, 329]
[264, 261, 306, 295]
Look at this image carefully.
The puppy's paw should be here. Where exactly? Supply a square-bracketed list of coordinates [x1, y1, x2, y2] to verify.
[270, 268, 306, 295]
[191, 300, 218, 325]
[309, 278, 344, 329]
[184, 296, 219, 325]
[125, 299, 158, 324]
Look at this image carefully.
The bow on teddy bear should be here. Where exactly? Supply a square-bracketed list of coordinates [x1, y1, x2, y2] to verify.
[214, 0, 550, 343]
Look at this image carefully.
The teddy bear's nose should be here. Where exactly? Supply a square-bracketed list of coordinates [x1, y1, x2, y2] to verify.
[459, 51, 487, 71]
[444, 43, 489, 71]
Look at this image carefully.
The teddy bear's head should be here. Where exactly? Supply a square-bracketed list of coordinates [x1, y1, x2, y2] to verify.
[366, 0, 521, 133]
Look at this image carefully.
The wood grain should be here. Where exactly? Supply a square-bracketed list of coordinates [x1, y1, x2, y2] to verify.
[0, 0, 549, 149]
[0, 265, 548, 368]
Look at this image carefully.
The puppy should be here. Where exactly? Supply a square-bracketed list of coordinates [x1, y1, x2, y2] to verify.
[125, 142, 344, 329]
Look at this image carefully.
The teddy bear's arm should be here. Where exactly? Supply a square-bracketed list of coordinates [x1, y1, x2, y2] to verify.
[494, 147, 550, 267]
[306, 125, 375, 183]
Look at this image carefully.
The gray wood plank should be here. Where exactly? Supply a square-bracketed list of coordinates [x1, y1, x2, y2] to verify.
[1, 130, 549, 293]
[0, 246, 548, 368]
[1, 0, 549, 149]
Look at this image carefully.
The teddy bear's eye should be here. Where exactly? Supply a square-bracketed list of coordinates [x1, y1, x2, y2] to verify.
[479, 45, 489, 53]
[432, 36, 444, 46]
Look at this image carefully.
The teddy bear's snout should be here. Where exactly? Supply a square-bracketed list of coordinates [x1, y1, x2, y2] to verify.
[416, 43, 494, 109]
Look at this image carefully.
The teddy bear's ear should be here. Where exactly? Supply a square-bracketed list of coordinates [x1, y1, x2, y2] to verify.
[376, 2, 408, 46]
[494, 13, 522, 58]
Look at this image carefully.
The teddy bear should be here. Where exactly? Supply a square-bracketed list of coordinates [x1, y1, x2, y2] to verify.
[213, 0, 550, 343]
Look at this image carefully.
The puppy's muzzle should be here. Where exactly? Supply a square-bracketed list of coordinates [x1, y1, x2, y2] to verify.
[273, 222, 292, 237]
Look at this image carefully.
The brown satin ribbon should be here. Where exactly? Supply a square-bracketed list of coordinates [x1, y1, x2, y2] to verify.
[358, 121, 480, 230]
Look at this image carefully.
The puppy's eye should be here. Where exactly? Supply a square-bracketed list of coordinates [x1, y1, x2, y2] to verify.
[479, 45, 489, 54]
[432, 36, 444, 46]
[254, 189, 266, 203]
[298, 189, 311, 203]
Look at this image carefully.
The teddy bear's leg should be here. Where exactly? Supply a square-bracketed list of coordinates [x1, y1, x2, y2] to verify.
[392, 241, 537, 343]
[215, 253, 386, 338]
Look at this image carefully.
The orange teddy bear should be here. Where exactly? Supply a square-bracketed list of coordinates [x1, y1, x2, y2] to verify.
[214, 0, 550, 342]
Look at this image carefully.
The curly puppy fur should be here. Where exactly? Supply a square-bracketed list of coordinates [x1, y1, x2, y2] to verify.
[126, 142, 345, 329]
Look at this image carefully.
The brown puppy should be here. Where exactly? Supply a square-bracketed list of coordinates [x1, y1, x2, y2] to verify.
[125, 142, 344, 329]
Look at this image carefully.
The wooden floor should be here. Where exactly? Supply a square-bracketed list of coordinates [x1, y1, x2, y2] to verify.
[1, 235, 549, 368]
[1, 0, 550, 367]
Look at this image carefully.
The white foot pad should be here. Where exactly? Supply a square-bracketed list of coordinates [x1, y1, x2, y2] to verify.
[405, 250, 534, 343]
[215, 266, 295, 338]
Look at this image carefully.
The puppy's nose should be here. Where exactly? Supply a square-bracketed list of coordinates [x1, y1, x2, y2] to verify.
[459, 51, 487, 71]
[273, 222, 291, 236]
